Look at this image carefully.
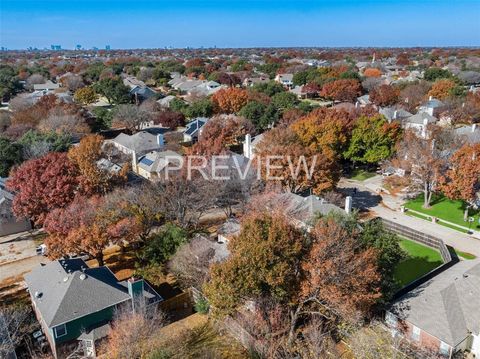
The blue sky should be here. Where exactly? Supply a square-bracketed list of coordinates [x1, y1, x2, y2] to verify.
[1, 0, 479, 49]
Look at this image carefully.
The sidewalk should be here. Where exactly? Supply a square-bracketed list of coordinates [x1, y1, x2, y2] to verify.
[338, 176, 480, 257]
[373, 204, 480, 257]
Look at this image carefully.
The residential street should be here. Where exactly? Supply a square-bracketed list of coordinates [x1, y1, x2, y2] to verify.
[338, 176, 480, 257]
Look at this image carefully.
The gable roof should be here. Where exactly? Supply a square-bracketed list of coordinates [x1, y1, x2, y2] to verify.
[184, 117, 208, 136]
[138, 150, 182, 173]
[391, 260, 480, 346]
[405, 112, 438, 125]
[24, 259, 132, 327]
[112, 131, 163, 154]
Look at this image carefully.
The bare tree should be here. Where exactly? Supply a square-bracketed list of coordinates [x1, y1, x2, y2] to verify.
[8, 94, 36, 113]
[38, 107, 90, 137]
[22, 140, 52, 160]
[62, 74, 84, 92]
[26, 74, 46, 90]
[168, 236, 218, 288]
[0, 305, 36, 356]
[112, 104, 150, 132]
[101, 307, 166, 359]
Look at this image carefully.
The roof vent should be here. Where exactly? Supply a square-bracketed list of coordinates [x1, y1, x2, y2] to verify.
[34, 291, 43, 299]
[80, 274, 87, 280]
[63, 276, 69, 282]
[463, 273, 468, 279]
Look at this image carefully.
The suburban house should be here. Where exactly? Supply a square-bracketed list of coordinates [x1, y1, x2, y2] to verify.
[25, 258, 162, 358]
[243, 76, 269, 87]
[454, 123, 480, 144]
[33, 80, 60, 92]
[156, 95, 177, 108]
[110, 131, 166, 157]
[130, 85, 157, 103]
[403, 112, 438, 138]
[418, 97, 445, 117]
[133, 150, 182, 180]
[379, 107, 413, 123]
[274, 73, 294, 88]
[269, 192, 346, 229]
[187, 80, 223, 97]
[0, 178, 31, 236]
[386, 260, 480, 358]
[183, 117, 209, 142]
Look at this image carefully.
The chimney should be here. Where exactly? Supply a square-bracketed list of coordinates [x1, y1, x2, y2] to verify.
[355, 101, 359, 108]
[345, 196, 352, 214]
[131, 151, 138, 172]
[127, 277, 145, 313]
[393, 110, 398, 120]
[157, 134, 165, 146]
[243, 134, 252, 159]
[473, 123, 477, 133]
[429, 95, 433, 101]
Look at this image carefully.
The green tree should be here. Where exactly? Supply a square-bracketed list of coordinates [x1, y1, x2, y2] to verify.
[271, 91, 298, 110]
[18, 130, 72, 153]
[203, 212, 304, 316]
[0, 137, 23, 177]
[344, 115, 401, 164]
[91, 107, 113, 131]
[93, 77, 131, 104]
[183, 98, 213, 118]
[0, 65, 21, 101]
[239, 101, 268, 130]
[139, 224, 188, 265]
[424, 68, 452, 82]
[252, 81, 285, 97]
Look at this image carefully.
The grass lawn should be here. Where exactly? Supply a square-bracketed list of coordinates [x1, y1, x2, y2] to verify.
[404, 194, 480, 232]
[349, 169, 376, 181]
[394, 239, 443, 287]
[454, 250, 477, 260]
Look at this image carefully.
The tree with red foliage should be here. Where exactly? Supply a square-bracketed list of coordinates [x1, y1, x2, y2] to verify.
[151, 110, 185, 128]
[370, 84, 400, 107]
[320, 79, 362, 102]
[6, 152, 80, 225]
[211, 87, 249, 114]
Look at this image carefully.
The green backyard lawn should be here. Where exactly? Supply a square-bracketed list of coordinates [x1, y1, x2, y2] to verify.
[394, 239, 443, 287]
[404, 194, 480, 232]
[349, 169, 376, 181]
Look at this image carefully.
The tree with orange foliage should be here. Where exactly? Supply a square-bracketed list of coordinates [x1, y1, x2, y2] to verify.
[363, 68, 382, 78]
[290, 107, 353, 155]
[440, 143, 480, 220]
[189, 114, 254, 156]
[44, 195, 140, 265]
[320, 79, 362, 102]
[255, 127, 339, 194]
[68, 134, 127, 195]
[427, 79, 457, 100]
[369, 84, 400, 107]
[211, 87, 249, 114]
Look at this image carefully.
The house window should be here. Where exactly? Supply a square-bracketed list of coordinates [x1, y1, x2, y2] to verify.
[439, 341, 450, 356]
[54, 324, 67, 338]
[385, 312, 397, 328]
[411, 325, 420, 341]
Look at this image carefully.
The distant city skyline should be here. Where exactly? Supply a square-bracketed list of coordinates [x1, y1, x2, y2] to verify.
[1, 0, 479, 50]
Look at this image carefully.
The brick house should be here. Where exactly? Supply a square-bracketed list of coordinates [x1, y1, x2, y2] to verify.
[386, 260, 480, 357]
